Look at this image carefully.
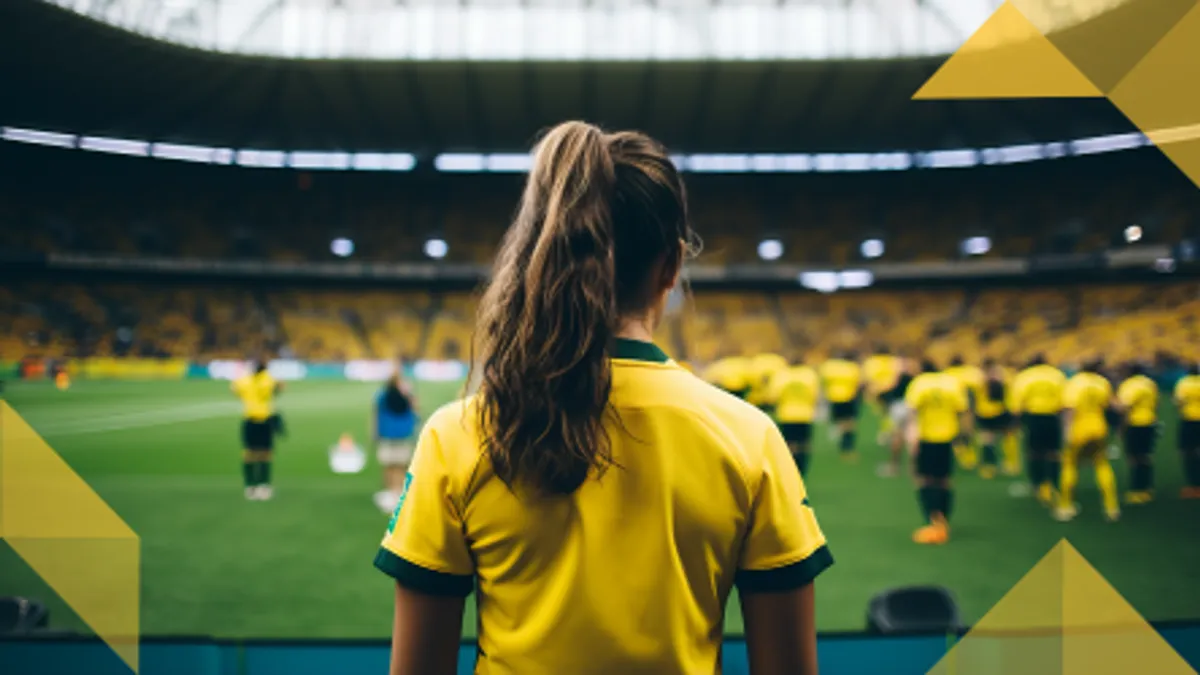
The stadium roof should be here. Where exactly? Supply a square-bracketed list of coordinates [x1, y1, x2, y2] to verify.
[1, 0, 1137, 155]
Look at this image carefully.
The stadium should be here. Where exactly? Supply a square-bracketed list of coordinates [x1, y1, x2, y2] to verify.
[1, 0, 1199, 673]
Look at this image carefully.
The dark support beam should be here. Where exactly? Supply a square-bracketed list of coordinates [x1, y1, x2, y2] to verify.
[463, 64, 491, 149]
[687, 61, 719, 150]
[402, 64, 438, 151]
[785, 64, 838, 150]
[739, 61, 779, 149]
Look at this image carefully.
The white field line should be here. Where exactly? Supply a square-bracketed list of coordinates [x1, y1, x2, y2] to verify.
[26, 390, 373, 437]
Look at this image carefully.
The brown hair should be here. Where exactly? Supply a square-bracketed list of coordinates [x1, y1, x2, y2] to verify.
[472, 121, 693, 495]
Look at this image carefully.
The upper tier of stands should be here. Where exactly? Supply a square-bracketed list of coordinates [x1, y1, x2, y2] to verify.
[4, 282, 1198, 369]
[3, 145, 1197, 267]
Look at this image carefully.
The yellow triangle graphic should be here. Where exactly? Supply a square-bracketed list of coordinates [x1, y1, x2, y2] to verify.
[926, 540, 1194, 675]
[914, 1, 1103, 100]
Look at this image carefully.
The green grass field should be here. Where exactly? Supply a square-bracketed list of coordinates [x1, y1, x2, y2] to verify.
[2, 379, 1198, 640]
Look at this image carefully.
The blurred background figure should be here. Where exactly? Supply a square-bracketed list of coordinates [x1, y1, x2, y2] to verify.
[371, 361, 418, 514]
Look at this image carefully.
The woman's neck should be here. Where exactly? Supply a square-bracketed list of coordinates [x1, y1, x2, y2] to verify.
[616, 317, 655, 343]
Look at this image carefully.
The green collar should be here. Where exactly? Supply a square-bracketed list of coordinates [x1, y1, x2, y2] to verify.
[612, 338, 669, 363]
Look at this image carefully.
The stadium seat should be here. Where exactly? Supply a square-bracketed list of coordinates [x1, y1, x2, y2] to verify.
[866, 586, 962, 635]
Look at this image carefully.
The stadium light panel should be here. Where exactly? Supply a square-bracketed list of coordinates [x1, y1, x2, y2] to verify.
[687, 154, 752, 173]
[236, 149, 287, 168]
[962, 236, 992, 256]
[212, 148, 235, 165]
[757, 239, 784, 261]
[1155, 257, 1177, 273]
[778, 155, 814, 172]
[434, 154, 486, 172]
[485, 154, 533, 172]
[1071, 132, 1147, 156]
[981, 143, 1043, 166]
[812, 154, 846, 172]
[1124, 225, 1143, 243]
[424, 238, 449, 260]
[1, 126, 76, 148]
[151, 143, 217, 163]
[870, 153, 913, 171]
[78, 135, 150, 157]
[330, 237, 354, 258]
[351, 153, 416, 171]
[838, 270, 874, 289]
[923, 149, 979, 169]
[799, 271, 839, 294]
[861, 239, 885, 259]
[1043, 142, 1068, 159]
[290, 151, 352, 170]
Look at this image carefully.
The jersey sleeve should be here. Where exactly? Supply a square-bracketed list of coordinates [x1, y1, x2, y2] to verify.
[904, 378, 923, 409]
[1117, 381, 1136, 408]
[374, 420, 475, 597]
[954, 380, 969, 412]
[736, 425, 833, 593]
[1062, 378, 1081, 409]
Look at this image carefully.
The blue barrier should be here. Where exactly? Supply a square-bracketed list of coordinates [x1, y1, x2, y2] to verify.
[2, 625, 1197, 675]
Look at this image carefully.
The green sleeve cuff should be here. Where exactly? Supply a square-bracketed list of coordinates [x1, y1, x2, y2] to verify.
[736, 545, 834, 594]
[374, 548, 474, 597]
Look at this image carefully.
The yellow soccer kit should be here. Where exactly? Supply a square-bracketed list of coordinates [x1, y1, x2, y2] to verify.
[375, 339, 832, 675]
[905, 373, 968, 444]
[1175, 375, 1200, 423]
[1063, 372, 1113, 448]
[769, 365, 820, 424]
[232, 370, 277, 422]
[747, 353, 789, 409]
[703, 356, 752, 399]
[820, 359, 862, 405]
[863, 354, 901, 398]
[975, 373, 1009, 421]
[1009, 365, 1067, 416]
[1117, 375, 1158, 428]
[945, 365, 985, 410]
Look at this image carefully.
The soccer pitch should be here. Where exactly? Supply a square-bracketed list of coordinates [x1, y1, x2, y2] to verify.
[2, 379, 1198, 640]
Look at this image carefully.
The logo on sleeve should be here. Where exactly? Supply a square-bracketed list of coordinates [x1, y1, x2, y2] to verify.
[387, 472, 414, 534]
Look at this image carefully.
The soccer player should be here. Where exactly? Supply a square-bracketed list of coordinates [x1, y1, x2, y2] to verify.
[232, 361, 281, 501]
[1115, 363, 1159, 504]
[944, 356, 984, 471]
[703, 352, 752, 400]
[768, 359, 821, 476]
[371, 366, 419, 514]
[1174, 365, 1200, 498]
[1009, 355, 1067, 505]
[375, 122, 830, 675]
[747, 352, 789, 417]
[863, 345, 901, 440]
[905, 360, 970, 545]
[974, 359, 1014, 480]
[1057, 359, 1120, 522]
[821, 351, 863, 461]
[876, 356, 917, 478]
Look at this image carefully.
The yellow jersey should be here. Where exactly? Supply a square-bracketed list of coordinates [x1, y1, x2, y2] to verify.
[1009, 364, 1067, 415]
[1063, 372, 1113, 445]
[768, 365, 821, 424]
[232, 370, 277, 422]
[945, 365, 985, 407]
[747, 353, 789, 407]
[1174, 375, 1200, 421]
[820, 359, 862, 404]
[975, 372, 1009, 419]
[375, 339, 832, 675]
[1116, 375, 1158, 427]
[703, 356, 753, 398]
[862, 354, 901, 397]
[905, 372, 969, 443]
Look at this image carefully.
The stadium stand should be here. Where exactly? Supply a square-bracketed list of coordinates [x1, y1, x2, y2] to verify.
[5, 282, 1198, 368]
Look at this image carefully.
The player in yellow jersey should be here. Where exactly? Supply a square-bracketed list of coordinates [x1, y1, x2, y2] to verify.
[1057, 359, 1119, 522]
[821, 352, 863, 461]
[768, 361, 821, 476]
[703, 354, 753, 400]
[876, 357, 918, 478]
[376, 123, 830, 675]
[1009, 355, 1067, 505]
[905, 360, 970, 545]
[944, 357, 984, 471]
[974, 359, 1015, 480]
[863, 346, 901, 442]
[748, 352, 789, 416]
[1115, 363, 1159, 504]
[232, 362, 282, 501]
[1173, 365, 1200, 498]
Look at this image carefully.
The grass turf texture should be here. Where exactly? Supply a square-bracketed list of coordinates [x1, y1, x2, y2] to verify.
[2, 379, 1198, 640]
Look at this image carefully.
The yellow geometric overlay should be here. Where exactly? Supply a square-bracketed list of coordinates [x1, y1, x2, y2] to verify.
[915, 0, 1200, 189]
[927, 540, 1194, 675]
[0, 401, 139, 673]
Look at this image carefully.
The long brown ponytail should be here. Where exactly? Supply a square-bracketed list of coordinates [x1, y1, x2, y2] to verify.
[472, 121, 692, 495]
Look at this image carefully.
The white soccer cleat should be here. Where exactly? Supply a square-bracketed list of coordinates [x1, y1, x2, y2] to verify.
[1104, 507, 1121, 522]
[244, 487, 258, 501]
[256, 486, 274, 501]
[374, 490, 400, 514]
[1053, 503, 1080, 522]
